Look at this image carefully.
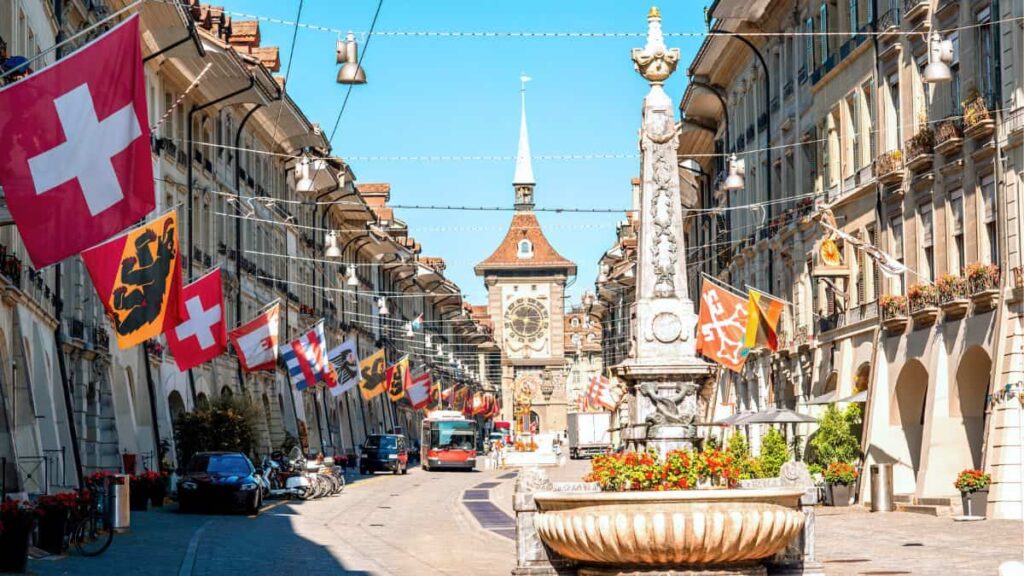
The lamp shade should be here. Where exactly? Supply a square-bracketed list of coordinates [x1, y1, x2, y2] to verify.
[724, 154, 745, 191]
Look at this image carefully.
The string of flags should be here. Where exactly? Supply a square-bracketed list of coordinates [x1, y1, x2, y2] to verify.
[0, 17, 499, 418]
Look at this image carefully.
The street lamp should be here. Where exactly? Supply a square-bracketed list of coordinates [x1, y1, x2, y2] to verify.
[324, 231, 341, 258]
[346, 265, 359, 287]
[923, 33, 955, 84]
[336, 32, 367, 85]
[377, 296, 389, 316]
[724, 154, 745, 190]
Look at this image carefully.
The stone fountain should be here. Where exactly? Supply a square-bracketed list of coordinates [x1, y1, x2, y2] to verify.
[613, 6, 714, 457]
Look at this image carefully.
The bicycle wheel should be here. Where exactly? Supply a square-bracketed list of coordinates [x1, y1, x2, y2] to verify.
[73, 513, 114, 557]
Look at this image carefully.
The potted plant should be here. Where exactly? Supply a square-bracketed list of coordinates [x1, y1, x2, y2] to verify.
[142, 470, 168, 507]
[936, 274, 970, 319]
[966, 262, 1001, 310]
[0, 500, 36, 573]
[129, 475, 149, 511]
[954, 469, 990, 517]
[880, 294, 909, 331]
[823, 462, 858, 507]
[908, 283, 939, 325]
[34, 492, 81, 554]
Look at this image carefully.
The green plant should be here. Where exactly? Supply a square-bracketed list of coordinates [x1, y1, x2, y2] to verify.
[173, 395, 260, 467]
[879, 294, 908, 319]
[726, 432, 750, 461]
[954, 469, 991, 493]
[758, 428, 791, 478]
[583, 449, 741, 492]
[808, 403, 862, 467]
[907, 282, 938, 311]
[823, 461, 858, 485]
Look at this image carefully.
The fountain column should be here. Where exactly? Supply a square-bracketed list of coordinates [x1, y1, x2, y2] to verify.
[614, 7, 714, 457]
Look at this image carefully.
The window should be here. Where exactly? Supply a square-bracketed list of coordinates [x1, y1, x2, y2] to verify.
[949, 189, 965, 273]
[855, 232, 865, 305]
[849, 0, 859, 32]
[862, 81, 876, 161]
[948, 31, 961, 114]
[517, 239, 533, 259]
[804, 17, 815, 70]
[846, 92, 860, 171]
[887, 73, 901, 151]
[919, 202, 934, 282]
[981, 175, 998, 264]
[977, 8, 994, 99]
[867, 225, 880, 301]
[819, 4, 829, 63]
[890, 216, 905, 293]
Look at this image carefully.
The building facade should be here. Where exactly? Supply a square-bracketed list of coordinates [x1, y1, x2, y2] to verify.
[674, 0, 1024, 518]
[0, 0, 494, 496]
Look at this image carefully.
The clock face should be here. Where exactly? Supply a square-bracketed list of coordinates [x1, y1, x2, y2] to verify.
[505, 298, 549, 342]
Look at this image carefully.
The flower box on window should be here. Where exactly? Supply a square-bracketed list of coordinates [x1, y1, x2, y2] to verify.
[904, 128, 935, 172]
[963, 94, 996, 141]
[966, 262, 1000, 312]
[936, 274, 970, 320]
[935, 118, 963, 156]
[880, 294, 909, 332]
[908, 283, 939, 327]
[875, 150, 905, 186]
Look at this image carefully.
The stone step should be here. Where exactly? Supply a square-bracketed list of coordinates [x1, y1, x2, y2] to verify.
[895, 503, 942, 516]
[893, 493, 913, 503]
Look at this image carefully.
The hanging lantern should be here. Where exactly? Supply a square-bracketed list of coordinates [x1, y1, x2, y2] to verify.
[324, 231, 341, 258]
[377, 297, 389, 316]
[724, 154, 745, 191]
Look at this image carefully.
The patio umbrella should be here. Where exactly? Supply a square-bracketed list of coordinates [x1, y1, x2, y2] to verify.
[804, 390, 838, 405]
[740, 407, 818, 425]
[711, 412, 756, 426]
[835, 390, 868, 403]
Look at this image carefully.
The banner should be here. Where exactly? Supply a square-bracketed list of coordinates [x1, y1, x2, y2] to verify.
[406, 372, 432, 410]
[229, 303, 280, 372]
[327, 339, 361, 397]
[385, 356, 412, 402]
[742, 291, 784, 354]
[281, 321, 336, 392]
[695, 279, 749, 373]
[358, 349, 387, 400]
[165, 269, 226, 371]
[82, 211, 182, 349]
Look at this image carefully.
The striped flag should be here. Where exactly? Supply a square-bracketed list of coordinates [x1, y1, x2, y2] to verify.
[280, 321, 333, 392]
[587, 375, 623, 411]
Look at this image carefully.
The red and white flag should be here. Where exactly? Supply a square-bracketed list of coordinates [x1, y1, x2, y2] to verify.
[229, 303, 280, 372]
[0, 15, 154, 268]
[587, 376, 623, 411]
[405, 373, 433, 410]
[165, 269, 226, 371]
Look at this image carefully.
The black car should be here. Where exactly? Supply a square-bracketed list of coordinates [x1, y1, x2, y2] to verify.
[360, 434, 409, 475]
[177, 452, 262, 514]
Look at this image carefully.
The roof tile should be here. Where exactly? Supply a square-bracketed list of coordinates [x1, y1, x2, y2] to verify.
[475, 212, 576, 274]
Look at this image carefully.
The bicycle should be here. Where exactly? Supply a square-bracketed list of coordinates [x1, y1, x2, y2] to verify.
[69, 483, 115, 557]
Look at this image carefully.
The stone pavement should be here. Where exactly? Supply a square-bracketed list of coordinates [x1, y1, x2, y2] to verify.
[22, 466, 518, 576]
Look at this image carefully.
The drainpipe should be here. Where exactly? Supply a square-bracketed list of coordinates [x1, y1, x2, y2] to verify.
[187, 76, 256, 406]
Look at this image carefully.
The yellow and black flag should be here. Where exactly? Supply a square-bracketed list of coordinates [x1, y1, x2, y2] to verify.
[358, 349, 387, 400]
[82, 212, 182, 349]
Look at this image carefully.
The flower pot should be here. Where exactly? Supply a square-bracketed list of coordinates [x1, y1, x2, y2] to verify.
[828, 482, 852, 507]
[961, 489, 988, 517]
[0, 519, 33, 573]
[37, 511, 69, 554]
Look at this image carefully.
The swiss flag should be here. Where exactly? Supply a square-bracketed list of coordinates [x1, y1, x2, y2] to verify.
[165, 269, 227, 371]
[0, 15, 154, 268]
[229, 303, 280, 372]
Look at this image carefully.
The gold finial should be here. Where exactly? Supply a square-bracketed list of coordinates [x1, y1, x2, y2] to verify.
[649, 6, 661, 19]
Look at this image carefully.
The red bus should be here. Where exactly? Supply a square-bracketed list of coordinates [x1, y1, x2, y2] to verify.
[420, 410, 478, 471]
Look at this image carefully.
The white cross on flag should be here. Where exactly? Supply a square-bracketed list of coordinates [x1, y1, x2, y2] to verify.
[0, 15, 154, 268]
[165, 269, 226, 371]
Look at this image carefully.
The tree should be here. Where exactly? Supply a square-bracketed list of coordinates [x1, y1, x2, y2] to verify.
[808, 403, 862, 466]
[173, 395, 260, 468]
[758, 427, 790, 478]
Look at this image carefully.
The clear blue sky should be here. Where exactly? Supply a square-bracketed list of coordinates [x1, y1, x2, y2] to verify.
[221, 1, 706, 307]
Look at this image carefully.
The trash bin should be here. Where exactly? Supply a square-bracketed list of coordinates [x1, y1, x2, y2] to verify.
[109, 474, 131, 530]
[870, 463, 894, 512]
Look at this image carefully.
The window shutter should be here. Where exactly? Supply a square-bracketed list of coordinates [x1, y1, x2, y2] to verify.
[982, 177, 996, 223]
[920, 205, 933, 247]
[949, 189, 964, 235]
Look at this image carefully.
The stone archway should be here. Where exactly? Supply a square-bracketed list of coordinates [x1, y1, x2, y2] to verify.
[167, 391, 186, 422]
[893, 360, 928, 476]
[196, 392, 210, 410]
[853, 363, 871, 394]
[954, 346, 991, 468]
[220, 386, 233, 398]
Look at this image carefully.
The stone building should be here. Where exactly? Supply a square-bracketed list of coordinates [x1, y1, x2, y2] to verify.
[0, 0, 493, 495]
[562, 301, 603, 412]
[476, 86, 576, 437]
[675, 0, 1024, 518]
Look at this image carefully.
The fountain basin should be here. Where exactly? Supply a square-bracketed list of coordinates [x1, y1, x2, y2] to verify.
[533, 488, 805, 571]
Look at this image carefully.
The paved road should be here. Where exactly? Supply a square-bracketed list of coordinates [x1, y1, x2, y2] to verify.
[27, 465, 517, 576]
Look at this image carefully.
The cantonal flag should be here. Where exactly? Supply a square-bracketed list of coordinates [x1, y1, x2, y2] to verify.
[229, 303, 280, 372]
[742, 290, 785, 355]
[358, 349, 387, 400]
[405, 372, 432, 410]
[81, 211, 182, 349]
[696, 279, 749, 373]
[385, 356, 411, 402]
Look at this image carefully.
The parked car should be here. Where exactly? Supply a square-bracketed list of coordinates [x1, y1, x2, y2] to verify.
[360, 434, 409, 475]
[177, 452, 262, 515]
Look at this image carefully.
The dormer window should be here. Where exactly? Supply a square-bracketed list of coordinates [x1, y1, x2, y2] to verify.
[517, 239, 534, 259]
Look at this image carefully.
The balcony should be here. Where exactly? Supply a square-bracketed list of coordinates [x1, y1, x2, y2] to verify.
[937, 274, 970, 321]
[783, 80, 793, 99]
[936, 0, 959, 18]
[69, 318, 86, 341]
[875, 150, 906, 186]
[876, 9, 901, 38]
[770, 95, 780, 113]
[935, 118, 964, 156]
[797, 66, 807, 85]
[963, 94, 996, 141]
[880, 294, 909, 333]
[0, 247, 23, 289]
[93, 327, 110, 350]
[176, 149, 188, 166]
[967, 262, 1000, 312]
[1003, 106, 1024, 147]
[846, 301, 879, 325]
[903, 128, 935, 172]
[902, 0, 929, 21]
[757, 112, 768, 133]
[908, 283, 939, 328]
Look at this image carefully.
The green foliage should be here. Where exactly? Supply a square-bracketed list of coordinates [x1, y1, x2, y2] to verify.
[758, 428, 790, 478]
[173, 395, 259, 468]
[703, 435, 720, 451]
[726, 432, 750, 461]
[808, 403, 862, 466]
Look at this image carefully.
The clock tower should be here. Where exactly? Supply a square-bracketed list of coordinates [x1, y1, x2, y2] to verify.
[475, 77, 576, 437]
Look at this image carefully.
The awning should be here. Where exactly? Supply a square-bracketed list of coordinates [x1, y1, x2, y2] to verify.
[804, 390, 838, 405]
[836, 390, 868, 403]
[740, 407, 818, 425]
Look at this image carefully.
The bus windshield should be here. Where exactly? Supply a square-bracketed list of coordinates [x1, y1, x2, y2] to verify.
[429, 421, 477, 451]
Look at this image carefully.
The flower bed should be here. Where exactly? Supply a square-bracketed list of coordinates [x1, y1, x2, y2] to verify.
[584, 448, 741, 492]
[823, 461, 858, 485]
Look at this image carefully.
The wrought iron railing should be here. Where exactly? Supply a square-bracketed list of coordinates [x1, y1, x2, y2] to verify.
[935, 117, 963, 146]
[875, 149, 904, 177]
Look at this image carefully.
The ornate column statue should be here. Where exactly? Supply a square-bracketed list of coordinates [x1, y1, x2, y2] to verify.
[615, 7, 714, 456]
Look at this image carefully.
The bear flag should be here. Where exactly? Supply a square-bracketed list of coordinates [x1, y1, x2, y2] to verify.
[82, 211, 182, 349]
[0, 15, 155, 268]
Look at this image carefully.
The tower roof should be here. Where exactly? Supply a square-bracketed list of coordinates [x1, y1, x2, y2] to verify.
[475, 212, 576, 275]
[513, 76, 535, 186]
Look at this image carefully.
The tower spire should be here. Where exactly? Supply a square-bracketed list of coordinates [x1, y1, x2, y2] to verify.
[514, 74, 535, 210]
